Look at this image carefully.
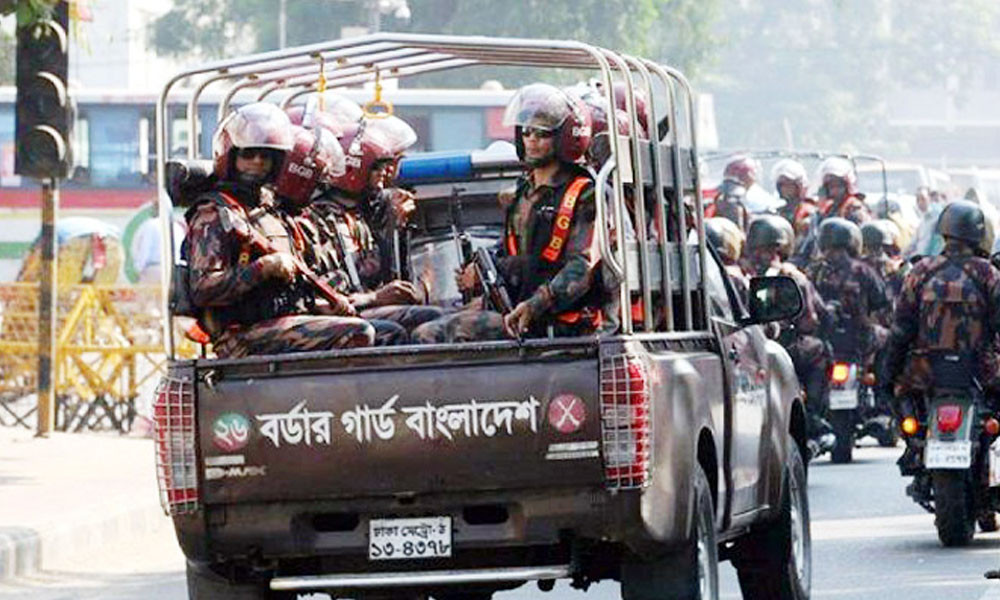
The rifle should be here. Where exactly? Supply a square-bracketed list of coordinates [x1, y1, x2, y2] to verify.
[472, 246, 513, 315]
[218, 205, 355, 316]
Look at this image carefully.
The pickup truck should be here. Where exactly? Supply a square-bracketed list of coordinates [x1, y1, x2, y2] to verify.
[153, 34, 812, 600]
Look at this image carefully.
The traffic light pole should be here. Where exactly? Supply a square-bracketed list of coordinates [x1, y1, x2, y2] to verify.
[36, 179, 58, 437]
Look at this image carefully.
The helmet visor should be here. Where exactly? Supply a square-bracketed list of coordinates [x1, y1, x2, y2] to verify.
[502, 83, 572, 131]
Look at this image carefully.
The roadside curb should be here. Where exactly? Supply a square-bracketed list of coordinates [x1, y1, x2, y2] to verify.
[0, 500, 167, 582]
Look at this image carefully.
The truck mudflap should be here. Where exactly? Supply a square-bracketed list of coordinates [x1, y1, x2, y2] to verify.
[198, 358, 605, 504]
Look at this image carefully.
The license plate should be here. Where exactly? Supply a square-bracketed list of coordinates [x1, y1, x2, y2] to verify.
[369, 516, 452, 560]
[925, 440, 972, 469]
[829, 389, 858, 410]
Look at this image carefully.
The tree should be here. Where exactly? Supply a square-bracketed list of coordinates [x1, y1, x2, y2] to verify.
[148, 0, 721, 86]
[705, 0, 1000, 153]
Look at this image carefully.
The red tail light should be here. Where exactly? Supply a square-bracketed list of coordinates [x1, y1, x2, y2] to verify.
[600, 355, 651, 489]
[936, 404, 963, 434]
[830, 362, 851, 385]
[153, 376, 199, 515]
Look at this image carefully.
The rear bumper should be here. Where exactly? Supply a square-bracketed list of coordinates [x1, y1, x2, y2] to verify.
[174, 486, 688, 566]
[270, 564, 569, 592]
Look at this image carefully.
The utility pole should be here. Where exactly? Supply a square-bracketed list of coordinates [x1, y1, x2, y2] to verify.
[36, 180, 58, 436]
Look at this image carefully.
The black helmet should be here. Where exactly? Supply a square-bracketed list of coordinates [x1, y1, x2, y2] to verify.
[819, 217, 862, 257]
[861, 219, 901, 256]
[937, 200, 986, 246]
[746, 215, 795, 258]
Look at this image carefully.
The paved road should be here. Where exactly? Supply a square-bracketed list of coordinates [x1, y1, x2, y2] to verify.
[4, 443, 1000, 599]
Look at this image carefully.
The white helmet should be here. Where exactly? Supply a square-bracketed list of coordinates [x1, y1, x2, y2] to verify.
[771, 158, 808, 186]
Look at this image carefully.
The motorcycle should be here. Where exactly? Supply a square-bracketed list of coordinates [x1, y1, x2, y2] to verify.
[898, 355, 1000, 546]
[825, 310, 897, 464]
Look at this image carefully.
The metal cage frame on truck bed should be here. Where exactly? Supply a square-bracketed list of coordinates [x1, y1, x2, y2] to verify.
[155, 33, 708, 359]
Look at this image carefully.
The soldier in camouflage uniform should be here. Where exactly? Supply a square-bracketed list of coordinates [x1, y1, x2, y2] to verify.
[413, 83, 600, 343]
[881, 200, 1000, 411]
[861, 219, 908, 327]
[808, 218, 890, 366]
[304, 113, 444, 342]
[705, 217, 748, 300]
[185, 103, 374, 358]
[743, 215, 835, 454]
[271, 122, 412, 346]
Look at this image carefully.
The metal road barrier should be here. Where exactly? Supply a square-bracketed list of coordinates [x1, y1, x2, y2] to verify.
[0, 283, 198, 431]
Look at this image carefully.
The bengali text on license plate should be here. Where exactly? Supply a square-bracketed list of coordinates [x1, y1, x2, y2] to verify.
[369, 516, 452, 560]
[925, 440, 972, 469]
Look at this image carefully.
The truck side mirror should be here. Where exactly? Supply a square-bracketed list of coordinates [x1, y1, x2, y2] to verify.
[746, 275, 803, 325]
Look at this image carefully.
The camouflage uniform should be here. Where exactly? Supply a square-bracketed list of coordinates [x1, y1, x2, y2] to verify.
[745, 247, 833, 439]
[304, 190, 443, 343]
[413, 166, 600, 343]
[862, 253, 908, 327]
[185, 186, 374, 358]
[882, 242, 1000, 397]
[808, 248, 890, 364]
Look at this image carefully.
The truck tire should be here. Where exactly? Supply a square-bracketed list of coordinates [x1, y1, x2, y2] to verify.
[620, 465, 718, 600]
[830, 410, 854, 464]
[933, 470, 975, 547]
[732, 438, 811, 600]
[186, 561, 280, 600]
[978, 512, 999, 533]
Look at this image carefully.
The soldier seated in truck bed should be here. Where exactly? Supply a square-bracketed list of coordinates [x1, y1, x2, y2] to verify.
[184, 102, 374, 357]
[413, 83, 601, 343]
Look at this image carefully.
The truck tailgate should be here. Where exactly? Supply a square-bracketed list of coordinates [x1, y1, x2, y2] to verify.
[197, 357, 605, 504]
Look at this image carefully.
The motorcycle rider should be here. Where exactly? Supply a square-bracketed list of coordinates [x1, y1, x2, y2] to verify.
[816, 157, 870, 225]
[706, 179, 750, 233]
[772, 158, 817, 243]
[861, 219, 908, 325]
[808, 218, 890, 368]
[742, 215, 834, 456]
[413, 82, 600, 342]
[796, 156, 871, 265]
[184, 102, 373, 358]
[881, 200, 1000, 421]
[705, 217, 748, 299]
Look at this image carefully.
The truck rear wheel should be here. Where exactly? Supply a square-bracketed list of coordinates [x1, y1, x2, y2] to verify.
[933, 470, 975, 547]
[830, 410, 854, 464]
[620, 465, 718, 600]
[978, 512, 999, 532]
[186, 561, 287, 600]
[732, 438, 811, 600]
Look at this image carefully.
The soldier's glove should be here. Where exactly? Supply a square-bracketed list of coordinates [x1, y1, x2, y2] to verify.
[257, 253, 297, 283]
[503, 300, 535, 339]
[374, 280, 421, 306]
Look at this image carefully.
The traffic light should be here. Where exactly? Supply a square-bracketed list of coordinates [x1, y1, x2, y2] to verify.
[15, 1, 72, 179]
